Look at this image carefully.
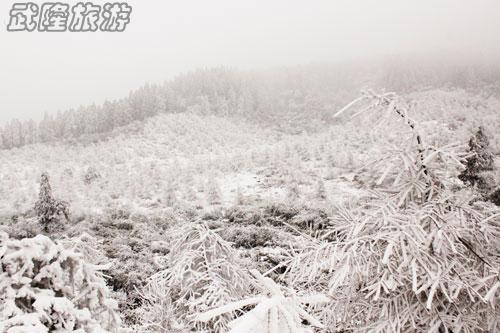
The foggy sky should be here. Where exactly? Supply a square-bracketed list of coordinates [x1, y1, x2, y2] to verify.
[1, 0, 500, 124]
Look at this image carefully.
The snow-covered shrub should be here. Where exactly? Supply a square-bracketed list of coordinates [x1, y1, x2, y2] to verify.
[34, 172, 69, 231]
[143, 222, 253, 332]
[63, 167, 74, 178]
[290, 209, 329, 231]
[5, 217, 42, 240]
[222, 206, 262, 225]
[196, 269, 328, 333]
[221, 226, 274, 248]
[264, 203, 300, 224]
[135, 278, 180, 333]
[78, 217, 161, 327]
[289, 195, 500, 331]
[83, 166, 101, 185]
[0, 232, 120, 332]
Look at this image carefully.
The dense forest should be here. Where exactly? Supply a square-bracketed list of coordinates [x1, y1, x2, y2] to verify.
[2, 58, 500, 149]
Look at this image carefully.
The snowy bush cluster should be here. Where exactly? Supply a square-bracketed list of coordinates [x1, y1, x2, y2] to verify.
[0, 232, 120, 332]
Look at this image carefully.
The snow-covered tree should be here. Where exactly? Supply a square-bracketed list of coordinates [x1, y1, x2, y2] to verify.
[34, 172, 69, 231]
[459, 126, 496, 192]
[287, 92, 500, 332]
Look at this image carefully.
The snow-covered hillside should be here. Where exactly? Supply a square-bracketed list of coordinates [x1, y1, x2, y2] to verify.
[1, 88, 499, 332]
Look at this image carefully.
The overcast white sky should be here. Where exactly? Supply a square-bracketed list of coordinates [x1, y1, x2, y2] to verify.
[1, 0, 500, 124]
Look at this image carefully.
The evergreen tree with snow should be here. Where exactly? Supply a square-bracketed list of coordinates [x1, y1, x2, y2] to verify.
[459, 126, 495, 192]
[34, 172, 69, 231]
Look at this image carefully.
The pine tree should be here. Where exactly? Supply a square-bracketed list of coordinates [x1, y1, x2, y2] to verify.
[458, 126, 495, 192]
[34, 173, 69, 231]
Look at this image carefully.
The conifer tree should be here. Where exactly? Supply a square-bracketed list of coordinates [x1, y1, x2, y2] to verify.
[34, 172, 69, 231]
[459, 126, 495, 192]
